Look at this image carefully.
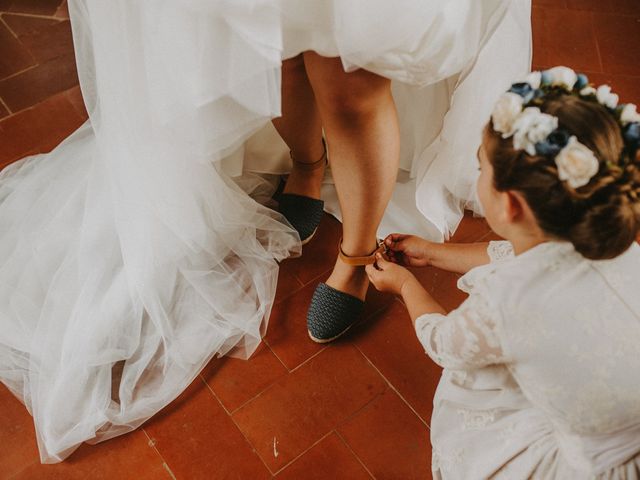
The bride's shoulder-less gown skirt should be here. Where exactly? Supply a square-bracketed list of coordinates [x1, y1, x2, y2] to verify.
[0, 0, 531, 463]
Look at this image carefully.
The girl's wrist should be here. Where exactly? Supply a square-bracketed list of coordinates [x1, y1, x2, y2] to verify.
[399, 273, 418, 298]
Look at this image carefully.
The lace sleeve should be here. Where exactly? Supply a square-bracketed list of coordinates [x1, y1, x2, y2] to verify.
[414, 294, 507, 369]
[487, 240, 514, 263]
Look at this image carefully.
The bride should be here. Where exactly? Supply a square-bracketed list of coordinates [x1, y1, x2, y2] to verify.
[0, 0, 531, 463]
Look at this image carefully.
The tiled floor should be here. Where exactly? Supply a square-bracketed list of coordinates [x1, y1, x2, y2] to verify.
[0, 1, 639, 479]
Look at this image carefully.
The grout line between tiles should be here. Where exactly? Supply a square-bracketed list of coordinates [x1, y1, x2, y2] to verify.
[0, 96, 12, 115]
[142, 429, 177, 480]
[354, 344, 431, 429]
[335, 430, 377, 480]
[0, 14, 18, 38]
[591, 12, 605, 73]
[286, 342, 327, 373]
[270, 430, 335, 477]
[203, 377, 277, 476]
[0, 63, 39, 83]
[0, 11, 65, 22]
[263, 340, 291, 373]
[7, 461, 37, 480]
[199, 374, 231, 416]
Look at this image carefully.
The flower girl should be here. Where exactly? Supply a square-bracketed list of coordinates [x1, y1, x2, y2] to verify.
[366, 66, 640, 479]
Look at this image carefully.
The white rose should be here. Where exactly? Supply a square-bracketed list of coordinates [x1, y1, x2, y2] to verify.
[524, 71, 541, 89]
[580, 86, 596, 96]
[555, 136, 599, 188]
[620, 103, 640, 125]
[596, 85, 619, 109]
[492, 92, 524, 135]
[548, 66, 578, 90]
[510, 107, 559, 156]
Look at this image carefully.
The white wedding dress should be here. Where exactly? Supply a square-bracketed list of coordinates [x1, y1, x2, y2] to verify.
[0, 0, 531, 463]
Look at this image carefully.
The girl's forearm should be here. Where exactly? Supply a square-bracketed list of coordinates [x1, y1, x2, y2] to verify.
[400, 275, 446, 326]
[427, 242, 491, 274]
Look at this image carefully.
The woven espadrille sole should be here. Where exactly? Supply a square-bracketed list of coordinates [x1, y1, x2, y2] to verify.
[300, 227, 318, 246]
[307, 282, 364, 344]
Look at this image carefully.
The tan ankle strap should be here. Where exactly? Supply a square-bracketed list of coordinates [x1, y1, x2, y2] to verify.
[338, 238, 387, 266]
[289, 139, 327, 172]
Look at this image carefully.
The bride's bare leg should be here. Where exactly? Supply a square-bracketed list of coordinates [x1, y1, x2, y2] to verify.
[272, 54, 325, 199]
[303, 52, 400, 300]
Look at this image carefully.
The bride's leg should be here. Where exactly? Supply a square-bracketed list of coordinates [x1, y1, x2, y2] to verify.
[303, 52, 400, 300]
[272, 54, 325, 199]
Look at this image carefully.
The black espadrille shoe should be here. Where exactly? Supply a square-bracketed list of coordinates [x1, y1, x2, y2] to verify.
[307, 239, 387, 343]
[278, 143, 327, 245]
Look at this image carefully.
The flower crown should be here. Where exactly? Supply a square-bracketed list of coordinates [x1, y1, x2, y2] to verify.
[491, 66, 640, 189]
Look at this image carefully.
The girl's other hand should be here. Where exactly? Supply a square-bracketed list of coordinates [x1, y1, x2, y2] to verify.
[384, 234, 433, 267]
[365, 253, 414, 295]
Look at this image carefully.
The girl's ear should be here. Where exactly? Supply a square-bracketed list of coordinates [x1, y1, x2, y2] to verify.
[501, 190, 526, 224]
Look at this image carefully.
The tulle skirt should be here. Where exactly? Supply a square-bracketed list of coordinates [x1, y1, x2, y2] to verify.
[0, 0, 531, 463]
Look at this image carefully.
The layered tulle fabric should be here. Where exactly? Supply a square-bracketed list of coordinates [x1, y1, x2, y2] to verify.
[0, 0, 531, 463]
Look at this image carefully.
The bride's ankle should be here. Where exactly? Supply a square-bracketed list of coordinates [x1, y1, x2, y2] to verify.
[290, 140, 326, 167]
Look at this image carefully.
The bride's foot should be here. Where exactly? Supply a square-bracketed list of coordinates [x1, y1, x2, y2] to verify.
[279, 142, 327, 244]
[325, 255, 370, 302]
[307, 240, 382, 343]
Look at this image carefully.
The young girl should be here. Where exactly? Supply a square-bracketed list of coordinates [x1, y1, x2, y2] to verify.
[366, 67, 640, 479]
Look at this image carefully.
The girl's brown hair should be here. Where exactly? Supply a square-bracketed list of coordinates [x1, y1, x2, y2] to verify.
[486, 93, 640, 259]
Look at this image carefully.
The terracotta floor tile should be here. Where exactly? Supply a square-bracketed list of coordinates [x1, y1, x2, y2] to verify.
[265, 273, 328, 370]
[448, 212, 492, 243]
[0, 53, 78, 112]
[145, 379, 271, 480]
[232, 344, 386, 472]
[202, 343, 288, 413]
[1, 0, 63, 16]
[0, 385, 39, 477]
[1, 13, 60, 37]
[409, 265, 468, 313]
[0, 21, 35, 80]
[565, 0, 609, 12]
[0, 89, 83, 166]
[0, 99, 8, 118]
[532, 0, 565, 7]
[566, 0, 640, 15]
[583, 72, 640, 105]
[283, 214, 342, 284]
[594, 13, 640, 76]
[338, 388, 431, 480]
[532, 7, 602, 72]
[11, 430, 169, 480]
[64, 85, 88, 120]
[55, 0, 69, 18]
[275, 433, 371, 479]
[274, 259, 304, 305]
[352, 300, 443, 422]
[18, 19, 74, 64]
[608, 0, 640, 15]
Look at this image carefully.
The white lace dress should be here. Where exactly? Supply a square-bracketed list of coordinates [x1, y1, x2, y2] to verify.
[416, 241, 640, 479]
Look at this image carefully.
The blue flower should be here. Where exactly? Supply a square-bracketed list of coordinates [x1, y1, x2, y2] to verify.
[508, 82, 535, 103]
[623, 122, 640, 154]
[535, 129, 571, 157]
[575, 73, 589, 90]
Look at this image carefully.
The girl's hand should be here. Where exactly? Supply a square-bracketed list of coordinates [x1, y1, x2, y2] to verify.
[365, 253, 414, 295]
[383, 234, 433, 267]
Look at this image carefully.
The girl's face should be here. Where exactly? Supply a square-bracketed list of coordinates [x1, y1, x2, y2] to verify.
[476, 137, 506, 237]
